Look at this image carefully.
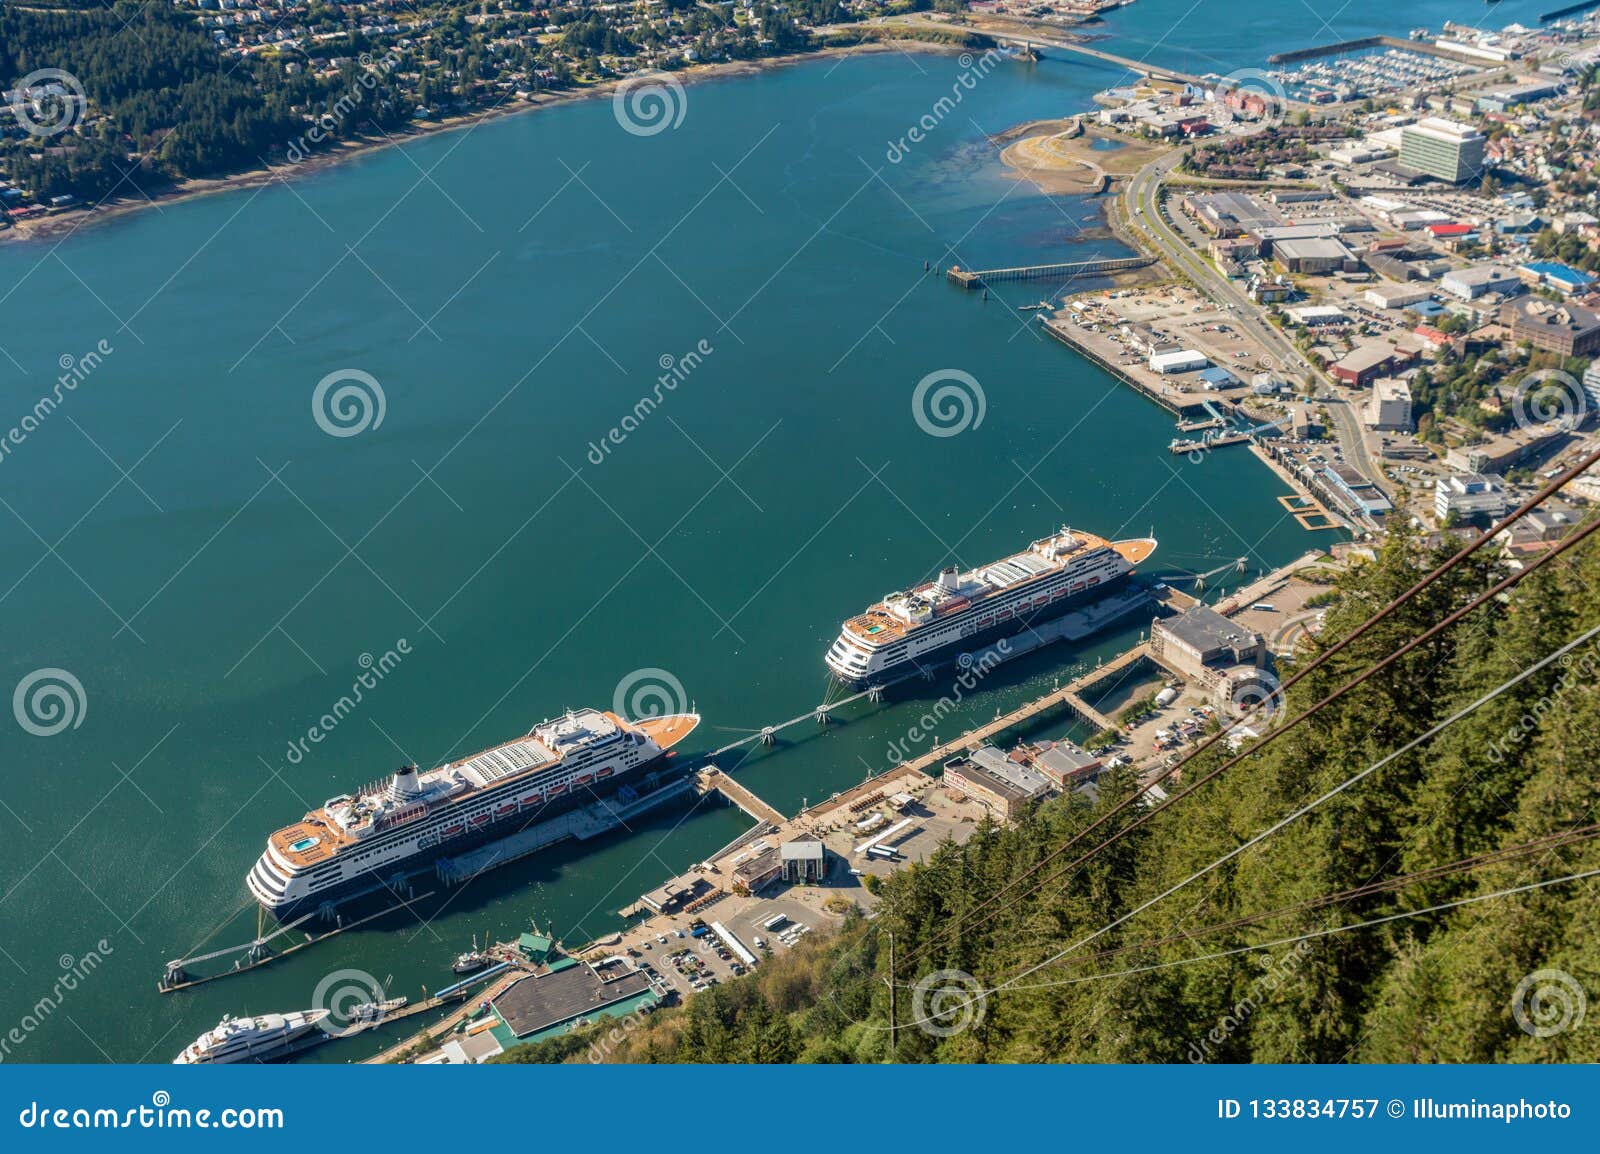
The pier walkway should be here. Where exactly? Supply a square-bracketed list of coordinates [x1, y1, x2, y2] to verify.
[697, 768, 787, 827]
[947, 256, 1154, 290]
[899, 642, 1169, 774]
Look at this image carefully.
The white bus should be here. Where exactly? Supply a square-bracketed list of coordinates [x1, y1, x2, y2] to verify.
[761, 913, 788, 932]
[867, 845, 899, 861]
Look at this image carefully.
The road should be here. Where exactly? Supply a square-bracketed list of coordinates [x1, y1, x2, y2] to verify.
[1120, 153, 1386, 494]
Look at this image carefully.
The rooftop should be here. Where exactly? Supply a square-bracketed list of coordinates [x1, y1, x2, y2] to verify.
[492, 961, 654, 1041]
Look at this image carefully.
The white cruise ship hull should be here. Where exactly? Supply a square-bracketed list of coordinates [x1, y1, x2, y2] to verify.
[826, 530, 1157, 685]
[248, 712, 699, 924]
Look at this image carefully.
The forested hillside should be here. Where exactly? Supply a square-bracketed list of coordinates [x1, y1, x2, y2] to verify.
[501, 528, 1600, 1063]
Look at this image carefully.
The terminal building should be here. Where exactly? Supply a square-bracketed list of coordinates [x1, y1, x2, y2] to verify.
[1151, 605, 1261, 681]
[421, 938, 660, 1064]
[1150, 605, 1273, 714]
[780, 838, 827, 884]
[1398, 118, 1487, 184]
[942, 746, 1053, 821]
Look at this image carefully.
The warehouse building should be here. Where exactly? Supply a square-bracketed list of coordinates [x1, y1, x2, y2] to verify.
[1149, 348, 1208, 374]
[1272, 236, 1357, 275]
[1150, 605, 1261, 680]
[942, 746, 1053, 821]
[1440, 264, 1522, 301]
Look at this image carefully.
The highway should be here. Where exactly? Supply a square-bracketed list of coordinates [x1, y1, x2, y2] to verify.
[1120, 154, 1386, 494]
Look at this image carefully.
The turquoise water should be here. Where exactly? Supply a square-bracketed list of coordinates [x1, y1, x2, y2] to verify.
[0, 1, 1515, 1061]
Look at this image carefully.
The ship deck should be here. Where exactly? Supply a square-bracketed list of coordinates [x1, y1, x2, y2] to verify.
[840, 534, 1153, 645]
[264, 713, 701, 865]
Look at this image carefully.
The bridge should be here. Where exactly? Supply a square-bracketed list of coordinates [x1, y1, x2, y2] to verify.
[990, 31, 1211, 87]
[946, 256, 1154, 289]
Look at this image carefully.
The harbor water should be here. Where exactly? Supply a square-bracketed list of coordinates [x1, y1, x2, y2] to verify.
[0, 0, 1521, 1061]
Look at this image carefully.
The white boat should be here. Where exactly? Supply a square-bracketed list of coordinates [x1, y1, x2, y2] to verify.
[172, 1009, 329, 1064]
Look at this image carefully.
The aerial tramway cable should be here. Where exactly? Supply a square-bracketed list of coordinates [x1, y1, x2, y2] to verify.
[891, 462, 1600, 972]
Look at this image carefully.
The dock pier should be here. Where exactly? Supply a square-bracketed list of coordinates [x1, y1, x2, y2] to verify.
[1042, 320, 1199, 418]
[696, 768, 787, 827]
[947, 256, 1155, 291]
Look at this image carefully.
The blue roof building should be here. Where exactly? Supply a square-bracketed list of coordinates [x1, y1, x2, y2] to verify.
[1520, 261, 1596, 296]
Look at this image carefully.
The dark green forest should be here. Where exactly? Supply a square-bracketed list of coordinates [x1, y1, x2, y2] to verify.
[500, 528, 1600, 1063]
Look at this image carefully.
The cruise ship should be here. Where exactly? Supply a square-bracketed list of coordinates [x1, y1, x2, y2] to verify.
[173, 1010, 329, 1064]
[825, 526, 1157, 684]
[248, 708, 700, 921]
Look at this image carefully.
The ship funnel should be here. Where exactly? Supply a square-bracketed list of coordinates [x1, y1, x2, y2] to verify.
[389, 765, 423, 802]
[938, 566, 959, 592]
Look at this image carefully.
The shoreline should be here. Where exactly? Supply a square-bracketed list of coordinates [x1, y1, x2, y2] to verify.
[3, 39, 958, 246]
